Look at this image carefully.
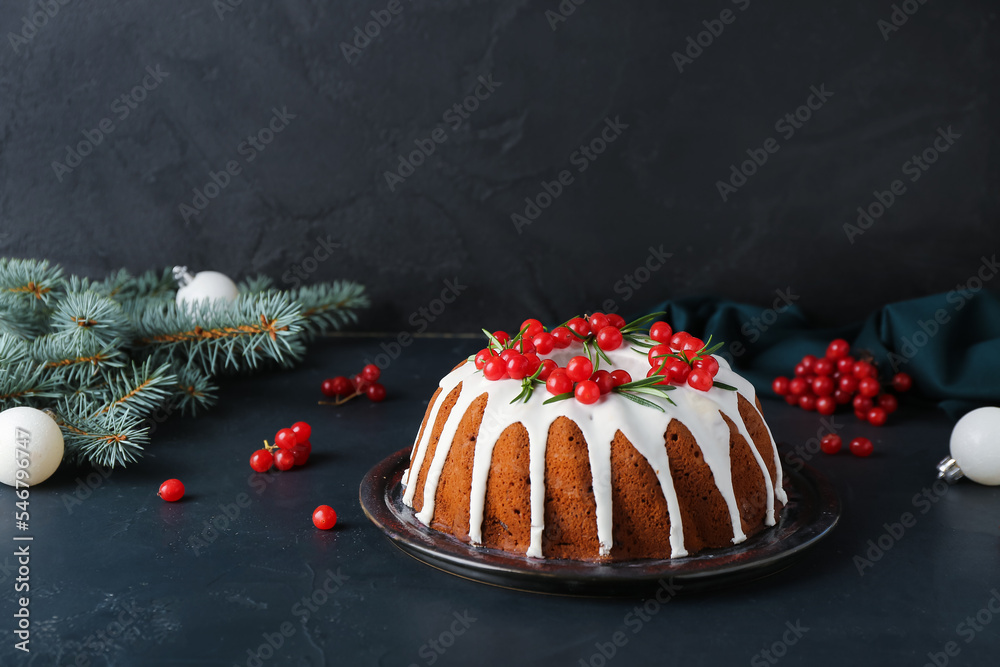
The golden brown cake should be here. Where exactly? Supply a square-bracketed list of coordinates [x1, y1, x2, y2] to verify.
[401, 316, 786, 561]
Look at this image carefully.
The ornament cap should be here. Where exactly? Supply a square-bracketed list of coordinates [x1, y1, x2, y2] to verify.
[936, 456, 965, 484]
[172, 266, 194, 287]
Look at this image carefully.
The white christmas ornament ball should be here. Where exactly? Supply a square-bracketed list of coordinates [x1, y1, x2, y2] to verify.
[0, 406, 65, 487]
[949, 407, 1000, 486]
[175, 270, 239, 309]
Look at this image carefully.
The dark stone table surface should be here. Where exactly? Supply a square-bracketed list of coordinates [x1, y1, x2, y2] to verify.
[3, 336, 998, 666]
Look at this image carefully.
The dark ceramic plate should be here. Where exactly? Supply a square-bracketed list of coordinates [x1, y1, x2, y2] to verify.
[359, 446, 840, 596]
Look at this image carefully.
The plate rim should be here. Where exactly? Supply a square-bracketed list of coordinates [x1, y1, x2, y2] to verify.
[360, 446, 840, 596]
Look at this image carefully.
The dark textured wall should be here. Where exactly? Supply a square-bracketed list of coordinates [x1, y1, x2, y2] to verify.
[1, 0, 997, 332]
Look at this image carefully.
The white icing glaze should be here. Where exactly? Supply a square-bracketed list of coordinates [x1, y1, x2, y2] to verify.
[402, 342, 783, 559]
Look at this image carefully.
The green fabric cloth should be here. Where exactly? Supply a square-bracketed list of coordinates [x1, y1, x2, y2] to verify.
[644, 289, 1000, 417]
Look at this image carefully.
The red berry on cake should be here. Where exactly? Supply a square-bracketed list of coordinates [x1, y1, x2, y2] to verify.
[588, 313, 611, 332]
[590, 370, 614, 394]
[693, 355, 719, 376]
[606, 313, 626, 329]
[532, 332, 555, 355]
[493, 331, 511, 346]
[596, 326, 624, 352]
[550, 327, 574, 348]
[546, 371, 573, 395]
[474, 348, 496, 370]
[680, 337, 704, 353]
[506, 354, 529, 380]
[538, 359, 558, 380]
[610, 370, 631, 387]
[483, 358, 508, 381]
[647, 344, 671, 366]
[565, 356, 594, 383]
[566, 317, 591, 339]
[687, 369, 713, 391]
[520, 319, 545, 339]
[649, 321, 673, 343]
[669, 332, 690, 348]
[574, 380, 601, 404]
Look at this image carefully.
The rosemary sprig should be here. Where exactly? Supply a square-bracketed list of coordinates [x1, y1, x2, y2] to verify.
[611, 375, 677, 408]
[542, 391, 574, 405]
[509, 359, 547, 405]
[713, 381, 737, 391]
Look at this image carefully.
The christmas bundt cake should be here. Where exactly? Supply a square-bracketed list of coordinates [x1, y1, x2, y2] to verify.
[401, 313, 786, 561]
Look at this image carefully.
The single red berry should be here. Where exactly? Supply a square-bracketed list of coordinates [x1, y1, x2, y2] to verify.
[596, 326, 624, 352]
[836, 356, 856, 374]
[849, 437, 874, 457]
[693, 355, 720, 376]
[588, 313, 611, 332]
[798, 394, 817, 411]
[853, 394, 874, 413]
[565, 356, 594, 383]
[320, 378, 337, 397]
[772, 376, 790, 395]
[361, 364, 381, 383]
[523, 352, 542, 376]
[250, 449, 273, 473]
[610, 370, 631, 387]
[794, 363, 808, 377]
[366, 383, 386, 402]
[680, 337, 704, 353]
[550, 326, 574, 348]
[274, 449, 295, 471]
[546, 371, 573, 395]
[812, 376, 835, 397]
[312, 505, 338, 530]
[669, 331, 691, 348]
[820, 433, 842, 454]
[665, 359, 691, 384]
[649, 321, 673, 343]
[607, 314, 626, 329]
[506, 354, 529, 380]
[275, 428, 298, 450]
[647, 344, 671, 366]
[475, 348, 497, 370]
[291, 421, 312, 444]
[483, 358, 507, 381]
[566, 317, 591, 339]
[785, 394, 799, 405]
[352, 373, 371, 392]
[515, 337, 535, 355]
[493, 331, 511, 346]
[833, 388, 854, 404]
[538, 359, 558, 381]
[291, 441, 311, 466]
[499, 349, 518, 363]
[891, 372, 913, 393]
[789, 378, 808, 396]
[158, 479, 185, 502]
[852, 361, 876, 379]
[532, 332, 555, 355]
[838, 374, 858, 394]
[590, 370, 614, 394]
[574, 380, 601, 404]
[858, 377, 880, 398]
[816, 395, 836, 415]
[825, 339, 850, 359]
[520, 318, 545, 339]
[877, 393, 898, 414]
[687, 369, 713, 391]
[813, 358, 835, 376]
[867, 406, 888, 426]
[801, 354, 818, 371]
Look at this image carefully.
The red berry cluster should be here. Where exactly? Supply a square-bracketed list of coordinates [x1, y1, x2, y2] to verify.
[320, 364, 386, 405]
[475, 315, 632, 404]
[819, 434, 874, 458]
[250, 420, 312, 472]
[772, 338, 912, 425]
[642, 323, 721, 392]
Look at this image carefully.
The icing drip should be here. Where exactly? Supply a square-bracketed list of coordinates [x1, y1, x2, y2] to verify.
[402, 345, 783, 559]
